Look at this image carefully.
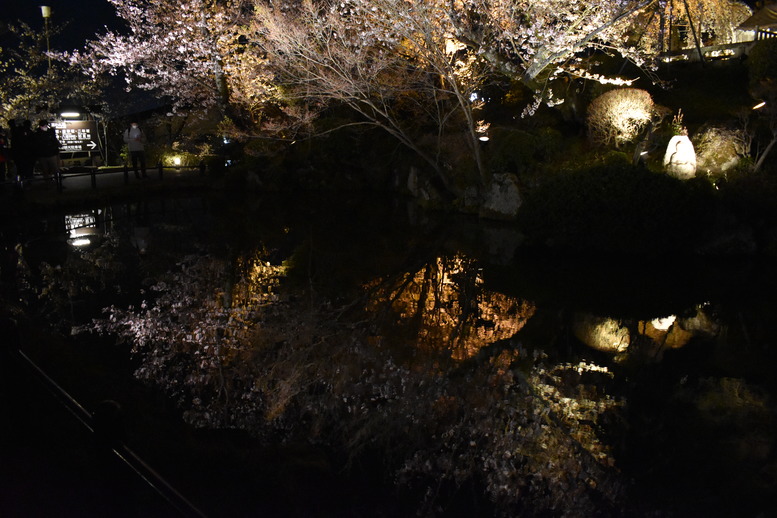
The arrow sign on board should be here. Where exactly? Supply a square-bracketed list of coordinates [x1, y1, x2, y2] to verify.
[87, 141, 97, 150]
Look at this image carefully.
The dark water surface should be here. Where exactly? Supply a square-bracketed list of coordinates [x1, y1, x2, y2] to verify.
[2, 192, 776, 517]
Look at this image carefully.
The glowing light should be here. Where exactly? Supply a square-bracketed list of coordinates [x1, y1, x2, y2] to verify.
[661, 54, 690, 63]
[562, 66, 636, 86]
[60, 111, 80, 118]
[650, 315, 676, 330]
[706, 49, 736, 59]
[71, 238, 91, 247]
[172, 156, 182, 166]
[753, 101, 766, 110]
[663, 134, 697, 179]
[476, 120, 490, 142]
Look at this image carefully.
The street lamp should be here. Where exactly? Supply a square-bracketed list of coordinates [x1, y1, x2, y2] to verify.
[40, 6, 51, 73]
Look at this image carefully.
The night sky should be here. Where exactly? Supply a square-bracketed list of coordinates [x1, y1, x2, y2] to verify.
[1, 0, 121, 49]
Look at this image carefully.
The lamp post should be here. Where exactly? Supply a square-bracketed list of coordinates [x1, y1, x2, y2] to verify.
[40, 6, 51, 73]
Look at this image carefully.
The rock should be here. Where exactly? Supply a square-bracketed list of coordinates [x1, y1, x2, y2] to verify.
[678, 306, 720, 337]
[407, 166, 444, 205]
[641, 317, 694, 349]
[694, 126, 747, 176]
[663, 134, 697, 180]
[572, 313, 630, 353]
[479, 173, 522, 221]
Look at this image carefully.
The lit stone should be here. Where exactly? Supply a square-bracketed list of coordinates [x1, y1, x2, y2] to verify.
[479, 173, 522, 221]
[663, 135, 697, 179]
[572, 314, 630, 353]
[650, 315, 676, 330]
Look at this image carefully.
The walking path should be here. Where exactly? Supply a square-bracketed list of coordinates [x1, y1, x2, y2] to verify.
[2, 165, 211, 203]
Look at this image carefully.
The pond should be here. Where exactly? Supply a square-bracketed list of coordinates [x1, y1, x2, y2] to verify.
[3, 191, 777, 517]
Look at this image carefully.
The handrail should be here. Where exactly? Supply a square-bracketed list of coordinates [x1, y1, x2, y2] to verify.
[8, 346, 208, 518]
[1, 163, 207, 192]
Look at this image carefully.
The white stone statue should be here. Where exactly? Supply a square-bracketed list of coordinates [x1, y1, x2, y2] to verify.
[663, 128, 697, 180]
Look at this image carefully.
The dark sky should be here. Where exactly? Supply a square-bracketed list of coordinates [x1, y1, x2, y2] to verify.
[1, 0, 121, 50]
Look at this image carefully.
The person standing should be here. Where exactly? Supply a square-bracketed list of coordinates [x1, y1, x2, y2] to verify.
[9, 120, 36, 183]
[34, 119, 61, 182]
[123, 122, 147, 179]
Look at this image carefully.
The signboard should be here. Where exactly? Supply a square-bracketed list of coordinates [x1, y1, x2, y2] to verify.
[52, 120, 100, 153]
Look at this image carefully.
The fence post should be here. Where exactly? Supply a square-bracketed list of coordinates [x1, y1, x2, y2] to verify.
[91, 169, 97, 189]
[157, 161, 163, 180]
[123, 163, 129, 184]
[199, 160, 206, 176]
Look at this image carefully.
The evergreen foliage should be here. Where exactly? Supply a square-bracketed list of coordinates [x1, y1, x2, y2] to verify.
[518, 155, 718, 254]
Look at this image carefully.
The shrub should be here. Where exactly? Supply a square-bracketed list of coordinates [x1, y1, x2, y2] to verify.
[747, 39, 777, 86]
[518, 156, 717, 255]
[587, 88, 655, 148]
[693, 125, 748, 177]
[486, 127, 564, 175]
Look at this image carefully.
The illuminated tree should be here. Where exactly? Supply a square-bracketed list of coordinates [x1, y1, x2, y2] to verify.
[628, 0, 752, 56]
[252, 0, 690, 192]
[251, 0, 494, 190]
[442, 0, 656, 100]
[65, 0, 273, 131]
[1, 22, 103, 122]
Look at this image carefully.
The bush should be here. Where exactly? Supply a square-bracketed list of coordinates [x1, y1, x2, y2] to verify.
[587, 88, 655, 148]
[747, 39, 777, 86]
[486, 127, 564, 175]
[693, 125, 748, 177]
[518, 156, 717, 255]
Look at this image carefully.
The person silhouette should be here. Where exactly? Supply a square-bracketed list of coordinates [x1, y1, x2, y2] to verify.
[123, 122, 147, 179]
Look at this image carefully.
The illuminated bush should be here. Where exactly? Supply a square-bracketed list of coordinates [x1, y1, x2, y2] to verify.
[694, 125, 748, 176]
[587, 88, 655, 147]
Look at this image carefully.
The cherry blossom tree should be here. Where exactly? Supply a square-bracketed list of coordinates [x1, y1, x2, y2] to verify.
[67, 0, 664, 193]
[251, 0, 660, 187]
[251, 0, 494, 191]
[1, 22, 104, 122]
[66, 0, 272, 130]
[443, 0, 656, 95]
[627, 0, 752, 56]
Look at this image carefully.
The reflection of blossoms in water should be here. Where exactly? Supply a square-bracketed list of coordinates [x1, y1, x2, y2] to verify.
[81, 251, 625, 516]
[365, 254, 536, 359]
[82, 252, 288, 427]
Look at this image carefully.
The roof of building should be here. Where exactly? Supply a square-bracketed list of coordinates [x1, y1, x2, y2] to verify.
[739, 3, 777, 29]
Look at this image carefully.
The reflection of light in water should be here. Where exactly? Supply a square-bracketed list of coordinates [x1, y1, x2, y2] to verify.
[65, 211, 100, 246]
[227, 254, 288, 307]
[650, 315, 676, 330]
[65, 213, 96, 238]
[368, 254, 535, 360]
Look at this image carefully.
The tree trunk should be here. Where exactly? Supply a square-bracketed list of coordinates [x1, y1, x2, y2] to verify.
[753, 135, 777, 172]
[681, 0, 705, 65]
